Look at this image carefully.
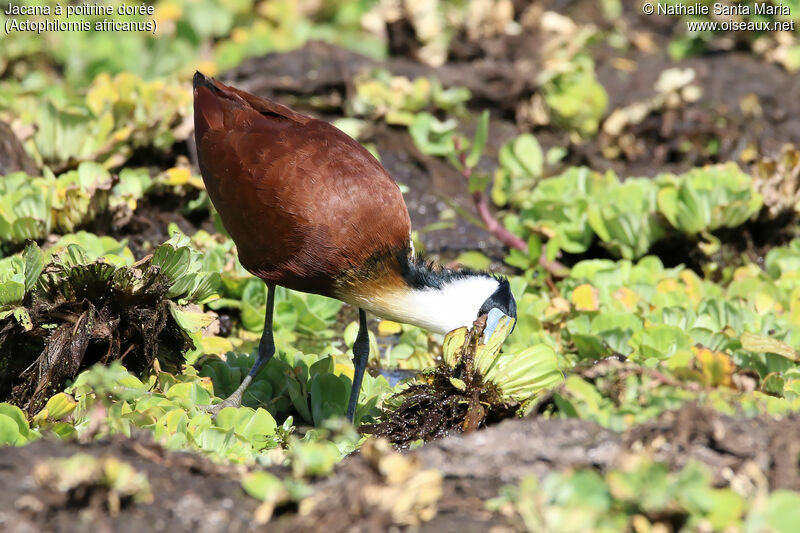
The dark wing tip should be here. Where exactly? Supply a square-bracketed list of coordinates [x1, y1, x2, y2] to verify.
[193, 71, 211, 90]
[194, 71, 224, 95]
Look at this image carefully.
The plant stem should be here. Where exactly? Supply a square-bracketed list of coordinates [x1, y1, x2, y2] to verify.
[470, 189, 528, 250]
[454, 140, 567, 276]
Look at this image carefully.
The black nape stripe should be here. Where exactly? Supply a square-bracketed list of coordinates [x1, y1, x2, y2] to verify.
[396, 247, 495, 290]
[478, 278, 517, 321]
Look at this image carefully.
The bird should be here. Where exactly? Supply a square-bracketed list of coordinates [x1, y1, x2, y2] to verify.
[192, 71, 517, 421]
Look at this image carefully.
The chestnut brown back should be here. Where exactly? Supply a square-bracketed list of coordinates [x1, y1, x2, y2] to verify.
[193, 74, 411, 297]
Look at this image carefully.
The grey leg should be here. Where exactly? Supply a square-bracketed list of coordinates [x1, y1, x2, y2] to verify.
[346, 309, 369, 422]
[205, 284, 275, 414]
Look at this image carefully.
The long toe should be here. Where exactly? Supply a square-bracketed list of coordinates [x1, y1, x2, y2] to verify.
[199, 395, 243, 416]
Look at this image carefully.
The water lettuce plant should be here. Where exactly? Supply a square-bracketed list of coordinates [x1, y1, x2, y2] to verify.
[498, 159, 765, 260]
[201, 350, 390, 427]
[0, 233, 220, 412]
[38, 362, 285, 462]
[488, 455, 800, 532]
[362, 310, 564, 444]
[0, 162, 114, 250]
[536, 23, 608, 136]
[0, 241, 44, 329]
[2, 6, 800, 526]
[353, 70, 470, 126]
[7, 73, 192, 171]
[586, 178, 665, 260]
[490, 133, 566, 208]
[656, 163, 763, 238]
[497, 247, 800, 432]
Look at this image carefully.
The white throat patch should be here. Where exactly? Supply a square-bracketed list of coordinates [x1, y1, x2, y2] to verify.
[363, 275, 500, 334]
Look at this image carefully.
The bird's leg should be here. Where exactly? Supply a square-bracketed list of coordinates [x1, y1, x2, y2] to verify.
[205, 284, 276, 415]
[345, 308, 369, 422]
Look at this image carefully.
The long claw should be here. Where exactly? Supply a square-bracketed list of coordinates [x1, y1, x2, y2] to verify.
[200, 284, 275, 417]
[199, 376, 251, 415]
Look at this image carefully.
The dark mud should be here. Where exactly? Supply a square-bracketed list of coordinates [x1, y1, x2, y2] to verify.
[2, 404, 798, 532]
[99, 191, 215, 261]
[0, 121, 37, 176]
[0, 434, 258, 533]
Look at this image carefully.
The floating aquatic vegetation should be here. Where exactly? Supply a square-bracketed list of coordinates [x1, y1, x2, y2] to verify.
[656, 163, 764, 238]
[352, 69, 470, 126]
[496, 161, 766, 261]
[361, 309, 564, 445]
[0, 163, 113, 251]
[0, 233, 220, 413]
[752, 144, 800, 219]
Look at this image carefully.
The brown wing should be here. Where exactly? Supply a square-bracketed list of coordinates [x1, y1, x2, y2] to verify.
[193, 72, 411, 296]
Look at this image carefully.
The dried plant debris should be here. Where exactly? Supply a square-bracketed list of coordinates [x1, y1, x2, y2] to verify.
[362, 309, 563, 445]
[601, 67, 704, 160]
[0, 120, 37, 176]
[753, 144, 800, 219]
[0, 234, 220, 413]
[291, 438, 443, 530]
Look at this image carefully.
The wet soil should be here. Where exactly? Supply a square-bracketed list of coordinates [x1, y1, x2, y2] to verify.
[0, 433, 258, 533]
[99, 191, 216, 260]
[0, 121, 37, 176]
[2, 403, 798, 532]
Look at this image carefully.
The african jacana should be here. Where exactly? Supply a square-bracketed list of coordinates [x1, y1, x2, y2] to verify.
[193, 72, 516, 421]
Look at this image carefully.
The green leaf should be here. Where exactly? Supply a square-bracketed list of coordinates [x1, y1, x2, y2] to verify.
[465, 109, 489, 169]
[0, 414, 23, 446]
[309, 356, 334, 379]
[36, 392, 78, 422]
[513, 134, 544, 178]
[166, 382, 211, 405]
[408, 112, 456, 156]
[168, 302, 215, 333]
[190, 272, 222, 303]
[242, 471, 287, 502]
[636, 325, 691, 361]
[741, 332, 798, 362]
[310, 373, 349, 425]
[151, 244, 191, 283]
[196, 427, 235, 454]
[286, 378, 313, 424]
[288, 439, 341, 478]
[241, 279, 268, 332]
[750, 490, 800, 533]
[483, 344, 564, 402]
[238, 408, 278, 442]
[455, 251, 492, 270]
[22, 241, 44, 291]
[0, 403, 31, 442]
[468, 172, 491, 194]
[0, 281, 24, 306]
[449, 377, 467, 391]
[442, 327, 469, 368]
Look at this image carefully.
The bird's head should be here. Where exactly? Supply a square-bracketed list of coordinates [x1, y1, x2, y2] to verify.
[478, 276, 516, 324]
